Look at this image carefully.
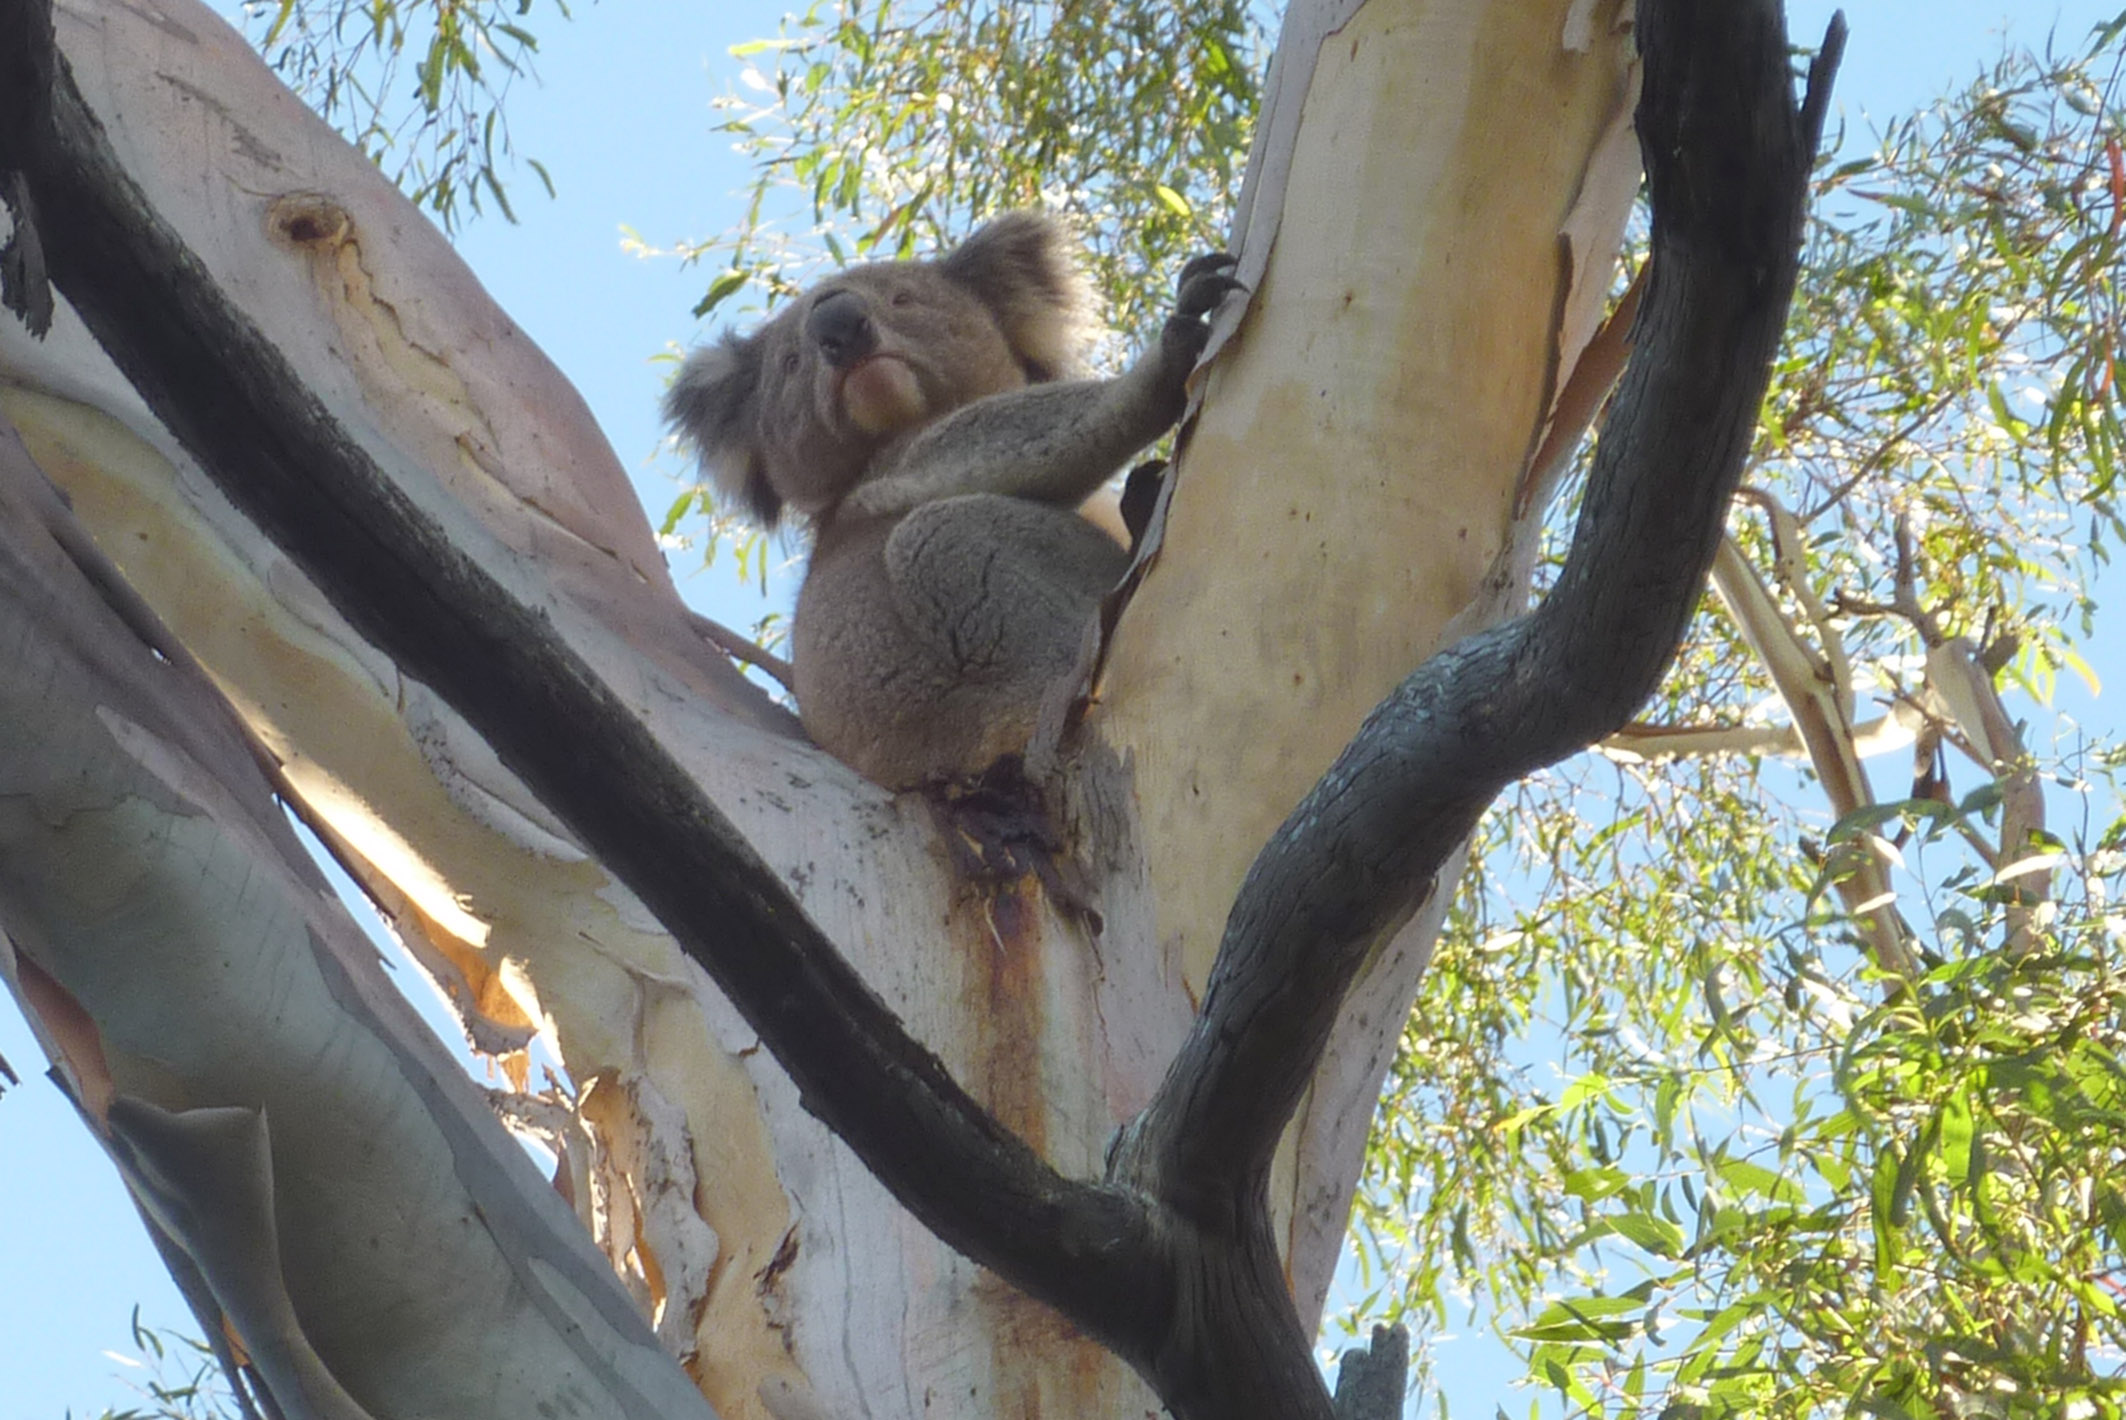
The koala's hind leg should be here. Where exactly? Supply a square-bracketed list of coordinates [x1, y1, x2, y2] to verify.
[884, 494, 1129, 681]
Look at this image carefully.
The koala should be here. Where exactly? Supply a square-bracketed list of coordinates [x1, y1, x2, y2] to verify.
[665, 212, 1239, 788]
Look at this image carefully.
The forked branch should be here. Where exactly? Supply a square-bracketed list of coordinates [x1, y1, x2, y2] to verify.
[1105, 2, 1840, 1409]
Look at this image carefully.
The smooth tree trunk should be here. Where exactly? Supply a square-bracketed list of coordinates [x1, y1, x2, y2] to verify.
[0, 0, 1826, 1415]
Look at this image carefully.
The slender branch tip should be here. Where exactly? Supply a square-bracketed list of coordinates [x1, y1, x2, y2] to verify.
[1801, 12, 1849, 158]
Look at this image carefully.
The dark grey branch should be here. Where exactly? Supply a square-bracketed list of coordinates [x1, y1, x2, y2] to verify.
[1332, 1325, 1411, 1420]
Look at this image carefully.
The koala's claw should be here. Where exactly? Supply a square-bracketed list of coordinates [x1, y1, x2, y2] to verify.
[1174, 252, 1245, 319]
[1163, 253, 1246, 361]
[1177, 250, 1239, 284]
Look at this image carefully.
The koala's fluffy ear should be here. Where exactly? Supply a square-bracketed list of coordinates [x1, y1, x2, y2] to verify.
[939, 211, 1094, 384]
[663, 333, 783, 526]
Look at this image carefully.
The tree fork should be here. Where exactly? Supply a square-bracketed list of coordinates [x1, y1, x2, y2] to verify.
[0, 0, 1836, 1416]
[1110, 0, 1840, 1371]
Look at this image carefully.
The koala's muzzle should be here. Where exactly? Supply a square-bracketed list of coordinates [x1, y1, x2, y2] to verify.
[806, 290, 879, 369]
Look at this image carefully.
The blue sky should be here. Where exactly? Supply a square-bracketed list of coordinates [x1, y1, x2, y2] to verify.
[3, 1, 2122, 1415]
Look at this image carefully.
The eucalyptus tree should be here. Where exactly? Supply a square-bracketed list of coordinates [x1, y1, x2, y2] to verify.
[2, 0, 2116, 1418]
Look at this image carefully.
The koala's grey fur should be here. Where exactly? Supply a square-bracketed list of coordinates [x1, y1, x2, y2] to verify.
[665, 212, 1236, 788]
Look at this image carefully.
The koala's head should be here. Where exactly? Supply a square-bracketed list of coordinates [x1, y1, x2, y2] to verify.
[663, 212, 1092, 526]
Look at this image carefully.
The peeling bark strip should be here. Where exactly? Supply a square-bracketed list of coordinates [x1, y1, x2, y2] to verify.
[0, 420, 720, 1420]
[0, 0, 1834, 1415]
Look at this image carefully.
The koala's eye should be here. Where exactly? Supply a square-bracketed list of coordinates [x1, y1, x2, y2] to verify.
[781, 351, 802, 375]
[889, 289, 915, 308]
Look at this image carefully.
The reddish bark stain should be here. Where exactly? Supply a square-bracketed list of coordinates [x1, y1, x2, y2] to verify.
[957, 878, 1049, 1159]
[973, 1272, 1124, 1420]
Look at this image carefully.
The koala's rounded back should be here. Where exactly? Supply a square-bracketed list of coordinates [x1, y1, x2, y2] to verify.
[664, 213, 1092, 525]
[792, 499, 1131, 786]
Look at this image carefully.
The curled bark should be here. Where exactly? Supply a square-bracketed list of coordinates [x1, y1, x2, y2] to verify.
[0, 417, 720, 1420]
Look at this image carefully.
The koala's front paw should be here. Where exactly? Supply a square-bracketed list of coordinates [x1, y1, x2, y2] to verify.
[1162, 253, 1245, 364]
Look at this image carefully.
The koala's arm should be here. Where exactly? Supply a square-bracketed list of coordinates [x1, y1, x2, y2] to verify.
[848, 256, 1241, 519]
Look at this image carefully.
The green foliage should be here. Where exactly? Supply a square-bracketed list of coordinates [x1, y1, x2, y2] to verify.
[80, 1311, 240, 1420]
[688, 0, 1263, 338]
[232, 0, 564, 229]
[1348, 25, 2126, 1416]
[1425, 783, 2126, 1416]
[1764, 25, 2126, 678]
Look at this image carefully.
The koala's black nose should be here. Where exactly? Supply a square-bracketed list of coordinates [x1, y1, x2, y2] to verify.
[805, 290, 878, 369]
